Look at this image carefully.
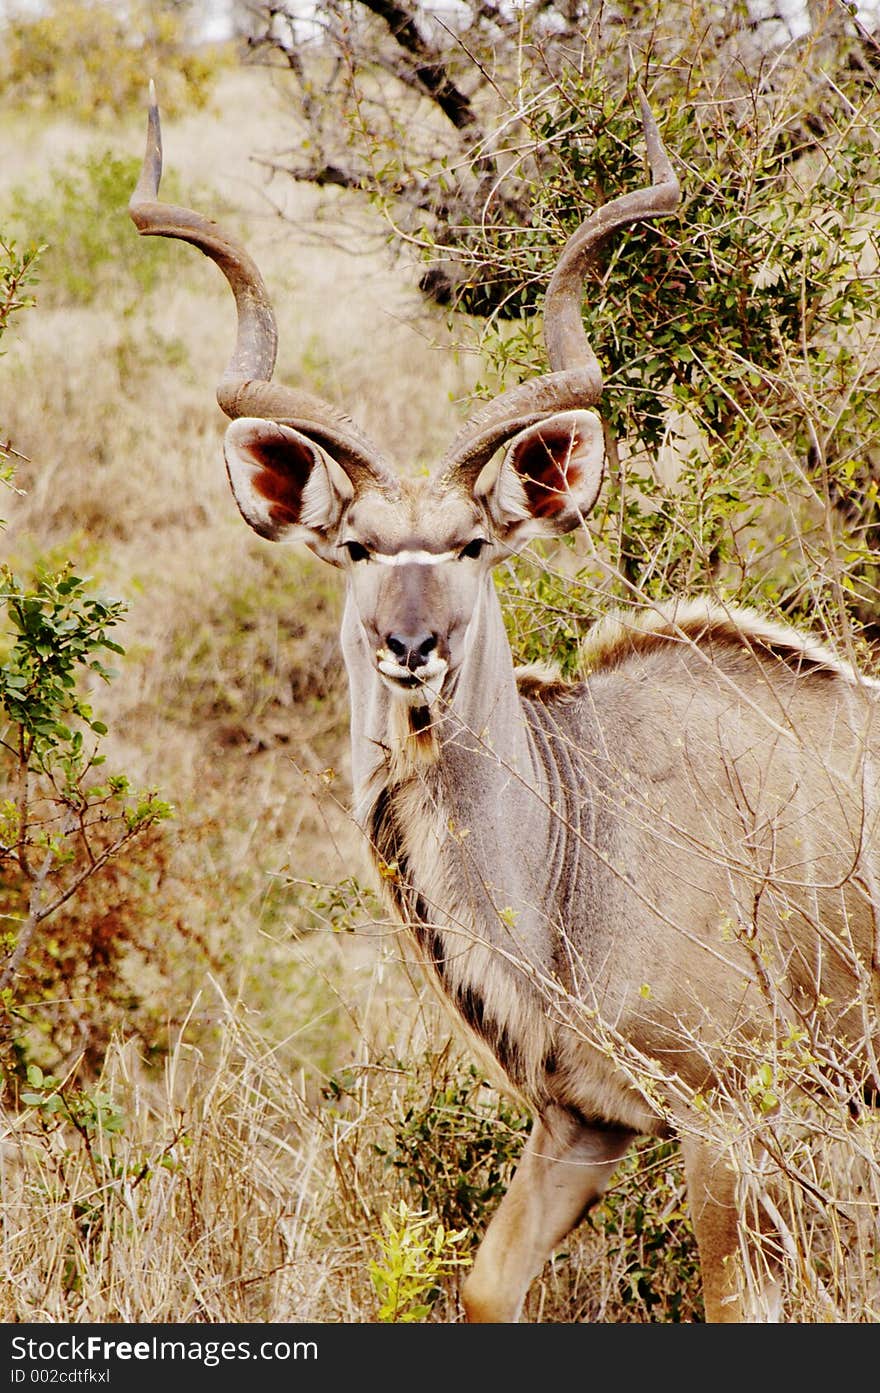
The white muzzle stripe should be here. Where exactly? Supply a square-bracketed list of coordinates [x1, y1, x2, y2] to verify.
[377, 654, 448, 704]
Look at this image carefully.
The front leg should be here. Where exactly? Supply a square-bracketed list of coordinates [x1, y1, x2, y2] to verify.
[680, 1132, 783, 1322]
[462, 1108, 635, 1322]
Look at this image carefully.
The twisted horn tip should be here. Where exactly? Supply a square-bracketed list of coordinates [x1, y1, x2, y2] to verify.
[635, 83, 680, 208]
[130, 80, 163, 211]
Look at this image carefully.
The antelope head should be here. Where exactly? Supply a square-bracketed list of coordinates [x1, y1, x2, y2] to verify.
[129, 85, 678, 711]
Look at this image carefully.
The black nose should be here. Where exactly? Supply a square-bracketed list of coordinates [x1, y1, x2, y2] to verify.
[386, 632, 438, 671]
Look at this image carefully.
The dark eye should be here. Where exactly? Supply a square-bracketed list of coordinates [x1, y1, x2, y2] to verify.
[342, 540, 370, 562]
[459, 538, 487, 560]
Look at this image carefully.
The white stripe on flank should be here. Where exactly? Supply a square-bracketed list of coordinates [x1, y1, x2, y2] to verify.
[371, 549, 457, 566]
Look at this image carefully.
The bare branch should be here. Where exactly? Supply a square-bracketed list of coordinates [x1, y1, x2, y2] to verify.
[360, 0, 480, 130]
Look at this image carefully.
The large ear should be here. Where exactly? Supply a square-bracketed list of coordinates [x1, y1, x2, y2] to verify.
[473, 409, 605, 542]
[223, 418, 354, 564]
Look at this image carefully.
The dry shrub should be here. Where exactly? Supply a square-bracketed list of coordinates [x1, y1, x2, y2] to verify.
[0, 971, 457, 1322]
[1, 810, 191, 1081]
[1, 1019, 320, 1321]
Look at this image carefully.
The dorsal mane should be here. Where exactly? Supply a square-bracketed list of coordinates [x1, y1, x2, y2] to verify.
[579, 599, 872, 685]
[515, 599, 874, 701]
[512, 601, 868, 707]
[515, 661, 573, 702]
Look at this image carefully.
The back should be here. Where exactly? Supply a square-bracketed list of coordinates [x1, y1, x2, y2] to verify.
[533, 605, 880, 1107]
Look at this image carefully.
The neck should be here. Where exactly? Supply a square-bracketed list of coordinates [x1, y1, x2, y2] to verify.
[341, 576, 565, 1114]
[341, 577, 539, 824]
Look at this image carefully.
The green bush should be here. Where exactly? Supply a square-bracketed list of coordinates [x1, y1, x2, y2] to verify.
[8, 149, 185, 309]
[370, 1200, 469, 1322]
[378, 1054, 530, 1240]
[0, 559, 173, 1081]
[0, 237, 41, 476]
[589, 1138, 703, 1322]
[0, 232, 175, 1087]
[0, 0, 226, 121]
[479, 61, 880, 649]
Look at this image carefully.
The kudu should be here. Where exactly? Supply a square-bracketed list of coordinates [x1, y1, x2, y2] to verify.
[131, 85, 880, 1323]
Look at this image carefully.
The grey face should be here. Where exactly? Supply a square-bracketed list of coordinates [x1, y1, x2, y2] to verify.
[337, 484, 494, 705]
[221, 409, 608, 708]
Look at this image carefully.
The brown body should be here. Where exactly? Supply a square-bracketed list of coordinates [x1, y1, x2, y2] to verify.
[131, 87, 880, 1322]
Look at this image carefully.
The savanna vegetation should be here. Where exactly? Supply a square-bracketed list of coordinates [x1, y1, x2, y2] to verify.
[1, 0, 879, 1323]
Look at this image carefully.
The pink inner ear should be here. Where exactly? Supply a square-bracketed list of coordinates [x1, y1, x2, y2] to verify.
[515, 428, 583, 518]
[246, 433, 315, 531]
